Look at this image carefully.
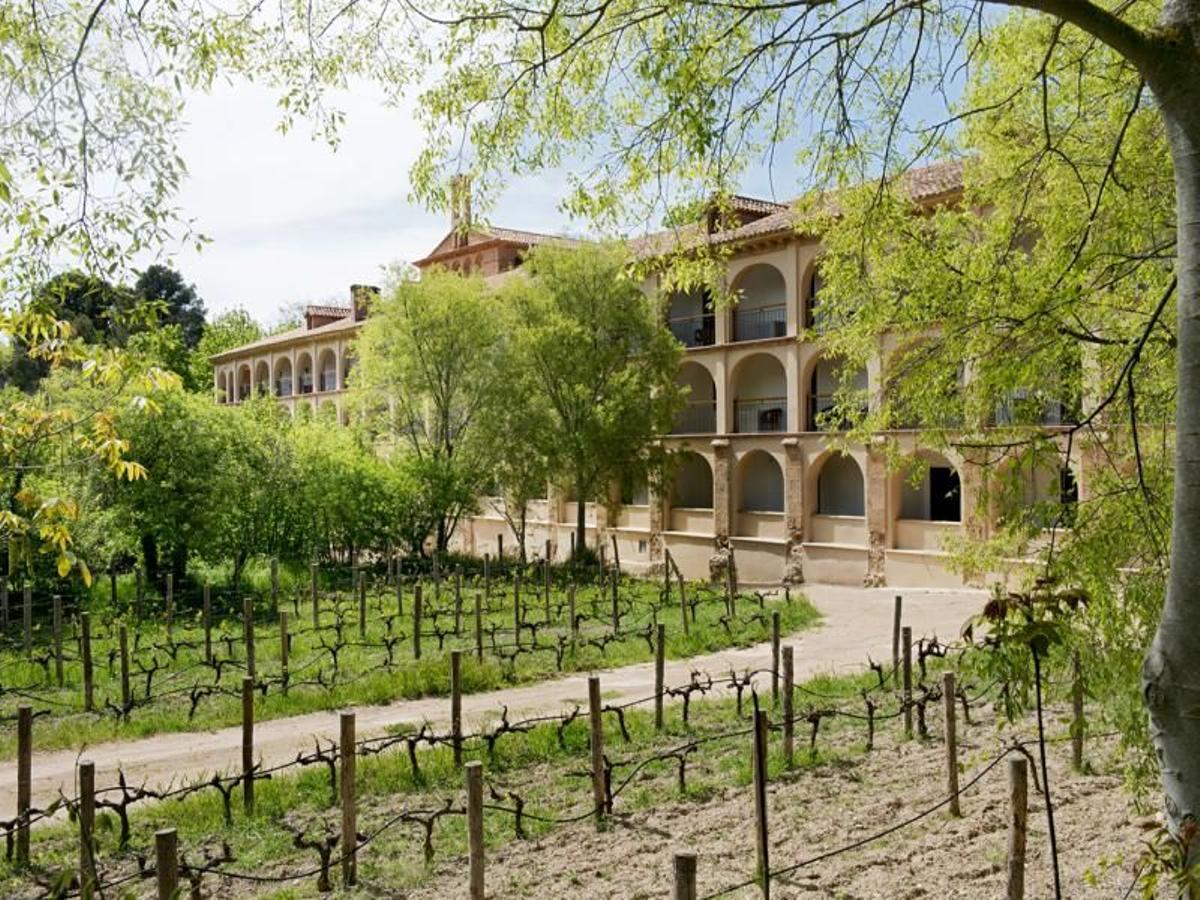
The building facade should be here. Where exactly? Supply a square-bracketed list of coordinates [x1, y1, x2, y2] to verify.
[213, 162, 1085, 587]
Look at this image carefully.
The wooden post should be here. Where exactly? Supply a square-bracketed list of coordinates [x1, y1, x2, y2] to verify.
[770, 611, 780, 705]
[892, 595, 903, 687]
[340, 711, 357, 886]
[243, 594, 256, 681]
[242, 676, 254, 814]
[677, 556, 689, 636]
[663, 548, 672, 603]
[943, 671, 960, 816]
[588, 676, 605, 828]
[782, 646, 794, 768]
[474, 592, 484, 663]
[79, 759, 96, 897]
[23, 584, 31, 654]
[358, 572, 367, 641]
[673, 852, 698, 900]
[165, 573, 174, 642]
[724, 556, 735, 617]
[16, 705, 31, 867]
[902, 625, 913, 738]
[752, 707, 770, 899]
[202, 583, 212, 664]
[81, 612, 94, 712]
[610, 532, 621, 576]
[513, 572, 521, 648]
[610, 570, 619, 633]
[52, 594, 63, 687]
[155, 828, 178, 900]
[119, 624, 131, 709]
[451, 650, 464, 765]
[655, 623, 666, 731]
[1071, 651, 1085, 771]
[466, 761, 485, 900]
[279, 611, 290, 696]
[412, 583, 422, 659]
[311, 562, 320, 628]
[1007, 757, 1028, 900]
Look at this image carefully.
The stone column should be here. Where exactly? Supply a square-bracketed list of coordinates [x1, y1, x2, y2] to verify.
[782, 438, 805, 584]
[784, 352, 801, 435]
[864, 439, 888, 587]
[709, 439, 733, 581]
[714, 357, 730, 434]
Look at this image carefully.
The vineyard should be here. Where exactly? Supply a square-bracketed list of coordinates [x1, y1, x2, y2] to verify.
[0, 563, 1144, 899]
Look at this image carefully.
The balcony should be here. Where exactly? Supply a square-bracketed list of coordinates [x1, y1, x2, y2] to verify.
[733, 305, 787, 342]
[669, 314, 716, 348]
[298, 376, 314, 395]
[807, 394, 867, 432]
[734, 397, 787, 433]
[672, 401, 717, 434]
[275, 378, 292, 398]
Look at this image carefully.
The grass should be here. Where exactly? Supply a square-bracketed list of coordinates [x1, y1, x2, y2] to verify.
[0, 665, 885, 899]
[0, 566, 819, 758]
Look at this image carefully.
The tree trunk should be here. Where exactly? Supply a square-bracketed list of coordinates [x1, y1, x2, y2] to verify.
[1143, 47, 1200, 875]
[140, 534, 159, 588]
[576, 482, 587, 555]
[170, 543, 187, 590]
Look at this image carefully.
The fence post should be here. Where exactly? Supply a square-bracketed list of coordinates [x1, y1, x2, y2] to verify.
[23, 584, 31, 655]
[782, 646, 794, 768]
[165, 573, 174, 642]
[341, 711, 357, 886]
[901, 626, 913, 738]
[242, 675, 254, 814]
[412, 583, 423, 660]
[202, 583, 212, 664]
[52, 594, 63, 687]
[674, 851, 697, 900]
[119, 624, 131, 709]
[451, 650, 463, 766]
[589, 675, 606, 829]
[155, 828, 178, 900]
[752, 706, 770, 899]
[892, 594, 903, 687]
[16, 705, 31, 867]
[1007, 757, 1028, 900]
[279, 611, 290, 696]
[943, 671, 960, 816]
[1071, 651, 1085, 771]
[311, 562, 320, 629]
[466, 761, 485, 900]
[358, 573, 367, 641]
[663, 548, 672, 604]
[79, 759, 96, 897]
[724, 553, 735, 617]
[81, 612, 94, 712]
[655, 624, 666, 731]
[474, 592, 484, 663]
[243, 594, 256, 682]
[677, 558, 689, 636]
[770, 611, 780, 705]
[497, 533, 504, 565]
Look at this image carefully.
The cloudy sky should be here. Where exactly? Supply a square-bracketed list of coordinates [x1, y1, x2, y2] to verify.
[168, 79, 812, 329]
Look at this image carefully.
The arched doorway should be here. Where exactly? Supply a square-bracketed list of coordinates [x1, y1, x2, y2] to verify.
[673, 362, 717, 434]
[732, 354, 788, 433]
[732, 264, 788, 342]
[735, 450, 785, 538]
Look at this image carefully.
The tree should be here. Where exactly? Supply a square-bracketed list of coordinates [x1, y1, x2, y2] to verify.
[503, 243, 683, 553]
[134, 265, 207, 350]
[350, 267, 501, 553]
[192, 309, 263, 391]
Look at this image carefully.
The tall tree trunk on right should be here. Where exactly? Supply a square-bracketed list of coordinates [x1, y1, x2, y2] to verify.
[575, 481, 587, 556]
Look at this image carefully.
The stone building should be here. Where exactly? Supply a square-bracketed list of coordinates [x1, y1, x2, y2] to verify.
[212, 162, 1084, 586]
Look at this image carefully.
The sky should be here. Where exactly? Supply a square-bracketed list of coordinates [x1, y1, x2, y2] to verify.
[172, 81, 575, 328]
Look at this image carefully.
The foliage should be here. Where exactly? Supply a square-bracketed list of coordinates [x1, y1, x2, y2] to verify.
[191, 308, 263, 390]
[133, 265, 207, 350]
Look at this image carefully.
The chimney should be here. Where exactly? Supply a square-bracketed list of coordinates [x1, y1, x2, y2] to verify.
[450, 174, 472, 249]
[349, 284, 378, 321]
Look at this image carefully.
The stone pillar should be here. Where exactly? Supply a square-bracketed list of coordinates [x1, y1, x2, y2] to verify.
[714, 357, 730, 434]
[864, 440, 888, 587]
[784, 352, 801, 435]
[709, 439, 733, 582]
[781, 438, 805, 584]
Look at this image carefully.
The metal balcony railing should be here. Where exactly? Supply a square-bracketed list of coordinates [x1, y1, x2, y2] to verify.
[734, 397, 787, 433]
[298, 375, 314, 395]
[807, 394, 867, 431]
[733, 304, 787, 342]
[668, 314, 716, 348]
[319, 372, 338, 392]
[671, 401, 717, 434]
[275, 378, 292, 397]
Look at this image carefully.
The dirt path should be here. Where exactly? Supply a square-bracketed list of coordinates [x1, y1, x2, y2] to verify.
[0, 584, 984, 819]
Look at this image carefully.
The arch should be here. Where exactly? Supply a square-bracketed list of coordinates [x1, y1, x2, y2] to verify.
[620, 471, 649, 506]
[897, 451, 961, 522]
[254, 361, 270, 395]
[671, 452, 713, 509]
[803, 260, 824, 330]
[731, 263, 788, 342]
[815, 453, 865, 516]
[666, 286, 715, 348]
[297, 352, 314, 394]
[237, 365, 252, 401]
[807, 356, 869, 431]
[274, 357, 294, 397]
[217, 371, 229, 403]
[736, 451, 784, 513]
[673, 361, 717, 434]
[317, 349, 338, 392]
[999, 454, 1079, 530]
[342, 353, 355, 388]
[731, 353, 787, 433]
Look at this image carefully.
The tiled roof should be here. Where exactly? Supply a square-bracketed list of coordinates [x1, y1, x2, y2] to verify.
[209, 314, 362, 362]
[305, 304, 353, 318]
